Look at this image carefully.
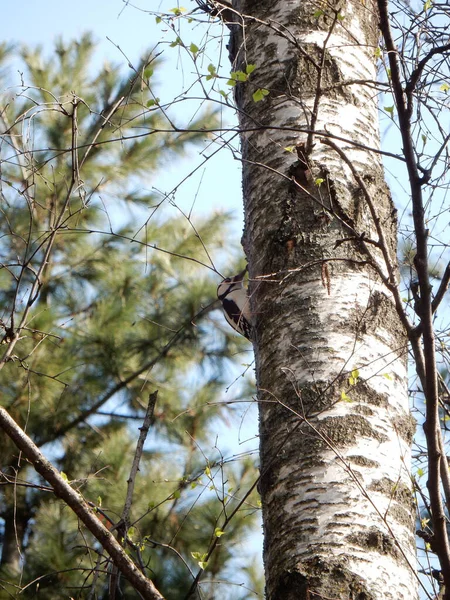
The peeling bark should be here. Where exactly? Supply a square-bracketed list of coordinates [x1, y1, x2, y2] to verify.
[231, 0, 417, 598]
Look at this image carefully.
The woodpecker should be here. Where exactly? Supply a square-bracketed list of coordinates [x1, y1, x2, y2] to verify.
[217, 268, 252, 340]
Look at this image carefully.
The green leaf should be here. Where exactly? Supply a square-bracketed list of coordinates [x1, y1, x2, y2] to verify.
[384, 105, 394, 116]
[144, 68, 154, 79]
[374, 47, 382, 58]
[155, 16, 162, 23]
[440, 82, 449, 93]
[348, 368, 359, 386]
[417, 468, 424, 477]
[423, 0, 432, 10]
[284, 146, 295, 153]
[246, 64, 257, 74]
[313, 9, 324, 17]
[170, 37, 182, 48]
[189, 43, 199, 55]
[128, 526, 135, 540]
[252, 88, 269, 102]
[205, 465, 211, 477]
[97, 496, 102, 507]
[315, 177, 324, 186]
[382, 372, 393, 380]
[206, 64, 217, 81]
[341, 390, 351, 402]
[147, 98, 160, 107]
[214, 528, 226, 537]
[169, 6, 186, 15]
[227, 79, 237, 87]
[60, 471, 68, 482]
[230, 70, 248, 82]
[337, 12, 345, 20]
[191, 551, 208, 569]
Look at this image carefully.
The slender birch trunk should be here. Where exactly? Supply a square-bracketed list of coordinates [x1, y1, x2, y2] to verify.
[230, 0, 417, 597]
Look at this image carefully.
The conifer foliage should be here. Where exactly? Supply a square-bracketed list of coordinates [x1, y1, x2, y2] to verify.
[0, 35, 259, 599]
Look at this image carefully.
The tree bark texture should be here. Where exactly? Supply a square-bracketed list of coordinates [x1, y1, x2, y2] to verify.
[231, 0, 417, 598]
[0, 482, 30, 575]
[0, 449, 32, 577]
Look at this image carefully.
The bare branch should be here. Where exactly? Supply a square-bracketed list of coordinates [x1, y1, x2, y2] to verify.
[405, 42, 450, 117]
[0, 407, 165, 600]
[121, 391, 158, 529]
[109, 391, 158, 598]
[432, 261, 450, 314]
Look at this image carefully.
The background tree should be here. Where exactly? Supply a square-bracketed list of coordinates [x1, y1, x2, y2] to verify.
[0, 36, 260, 599]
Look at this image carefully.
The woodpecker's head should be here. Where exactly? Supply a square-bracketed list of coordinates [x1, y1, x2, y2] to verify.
[217, 268, 247, 300]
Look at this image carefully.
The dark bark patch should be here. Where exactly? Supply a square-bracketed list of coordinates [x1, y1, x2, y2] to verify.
[356, 290, 406, 344]
[347, 454, 380, 468]
[368, 478, 414, 510]
[272, 570, 309, 599]
[320, 414, 389, 445]
[393, 412, 416, 444]
[272, 558, 374, 600]
[346, 526, 398, 557]
[353, 404, 375, 416]
[366, 478, 415, 528]
[384, 501, 415, 529]
[344, 381, 389, 409]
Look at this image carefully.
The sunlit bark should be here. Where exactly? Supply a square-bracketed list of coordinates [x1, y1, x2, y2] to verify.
[230, 0, 417, 597]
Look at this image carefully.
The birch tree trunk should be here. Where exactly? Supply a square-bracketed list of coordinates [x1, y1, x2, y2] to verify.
[229, 1, 417, 598]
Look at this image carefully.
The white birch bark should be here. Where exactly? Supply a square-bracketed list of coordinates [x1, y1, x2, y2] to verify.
[230, 0, 417, 598]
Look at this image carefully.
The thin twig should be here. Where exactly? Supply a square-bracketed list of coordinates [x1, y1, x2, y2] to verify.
[109, 391, 158, 599]
[122, 391, 158, 528]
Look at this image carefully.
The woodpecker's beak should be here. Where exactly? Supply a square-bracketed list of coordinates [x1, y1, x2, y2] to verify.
[232, 266, 248, 282]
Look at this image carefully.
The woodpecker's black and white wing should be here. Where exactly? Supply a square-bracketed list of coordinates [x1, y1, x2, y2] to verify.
[217, 268, 252, 340]
[221, 295, 252, 339]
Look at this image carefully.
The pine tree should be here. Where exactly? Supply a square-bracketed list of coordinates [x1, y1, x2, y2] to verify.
[0, 35, 258, 598]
